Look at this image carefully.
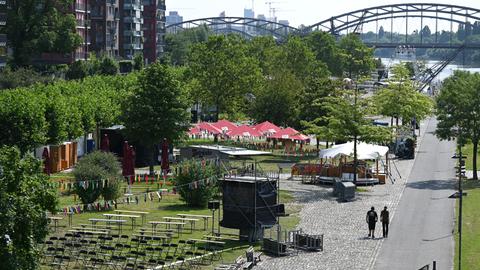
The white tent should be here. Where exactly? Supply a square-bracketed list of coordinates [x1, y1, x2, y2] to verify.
[319, 142, 389, 160]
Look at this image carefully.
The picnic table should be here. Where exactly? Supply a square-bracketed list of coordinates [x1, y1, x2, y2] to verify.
[132, 233, 170, 243]
[104, 213, 140, 229]
[68, 229, 108, 235]
[163, 216, 199, 232]
[89, 218, 126, 233]
[114, 210, 149, 224]
[177, 213, 211, 230]
[149, 221, 185, 236]
[49, 217, 63, 232]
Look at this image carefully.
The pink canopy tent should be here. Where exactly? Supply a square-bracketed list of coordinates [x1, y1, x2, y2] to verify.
[188, 126, 202, 136]
[197, 122, 222, 135]
[253, 121, 281, 135]
[212, 119, 237, 132]
[227, 125, 262, 138]
[268, 127, 300, 139]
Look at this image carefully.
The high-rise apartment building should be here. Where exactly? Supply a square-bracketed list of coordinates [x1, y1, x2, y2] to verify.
[73, 0, 90, 61]
[244, 8, 254, 19]
[0, 0, 6, 68]
[119, 0, 143, 59]
[143, 0, 165, 64]
[90, 0, 120, 58]
[166, 11, 183, 26]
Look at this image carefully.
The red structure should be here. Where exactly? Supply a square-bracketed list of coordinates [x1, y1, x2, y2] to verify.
[142, 0, 166, 64]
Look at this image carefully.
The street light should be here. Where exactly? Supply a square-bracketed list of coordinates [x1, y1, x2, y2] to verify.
[452, 134, 466, 270]
[344, 78, 359, 185]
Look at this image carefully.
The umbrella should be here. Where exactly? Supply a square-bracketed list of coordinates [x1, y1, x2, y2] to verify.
[161, 138, 169, 185]
[42, 147, 51, 175]
[100, 133, 110, 152]
[161, 138, 169, 171]
[122, 141, 134, 178]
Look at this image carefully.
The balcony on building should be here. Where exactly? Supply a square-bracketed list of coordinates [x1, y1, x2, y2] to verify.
[124, 30, 143, 37]
[123, 0, 143, 11]
[123, 17, 144, 24]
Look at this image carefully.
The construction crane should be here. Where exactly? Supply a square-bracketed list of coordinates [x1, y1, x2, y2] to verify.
[265, 1, 282, 21]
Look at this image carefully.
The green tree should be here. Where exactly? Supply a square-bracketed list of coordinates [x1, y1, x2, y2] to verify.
[0, 146, 58, 269]
[305, 31, 343, 76]
[163, 25, 210, 66]
[98, 56, 119, 76]
[436, 70, 480, 179]
[122, 63, 190, 175]
[188, 35, 263, 121]
[7, 0, 82, 67]
[175, 160, 220, 207]
[338, 33, 375, 78]
[133, 53, 144, 71]
[374, 64, 433, 127]
[0, 67, 52, 90]
[320, 81, 391, 145]
[251, 68, 301, 127]
[0, 88, 47, 153]
[73, 151, 122, 203]
[66, 60, 89, 80]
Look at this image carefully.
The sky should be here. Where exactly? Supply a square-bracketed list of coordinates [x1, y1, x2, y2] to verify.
[167, 0, 480, 30]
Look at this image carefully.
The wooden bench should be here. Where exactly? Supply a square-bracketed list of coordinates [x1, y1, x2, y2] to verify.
[177, 213, 211, 230]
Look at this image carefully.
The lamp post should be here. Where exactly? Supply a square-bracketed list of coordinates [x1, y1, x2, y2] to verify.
[452, 131, 466, 270]
[344, 77, 359, 185]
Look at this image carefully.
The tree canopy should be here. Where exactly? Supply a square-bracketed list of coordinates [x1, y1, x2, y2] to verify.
[0, 146, 58, 269]
[122, 63, 190, 174]
[7, 0, 82, 67]
[436, 70, 480, 179]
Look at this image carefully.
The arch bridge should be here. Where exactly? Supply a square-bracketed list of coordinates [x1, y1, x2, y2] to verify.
[307, 3, 480, 47]
[166, 17, 299, 40]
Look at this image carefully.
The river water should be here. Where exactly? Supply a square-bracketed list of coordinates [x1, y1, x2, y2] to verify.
[381, 58, 480, 83]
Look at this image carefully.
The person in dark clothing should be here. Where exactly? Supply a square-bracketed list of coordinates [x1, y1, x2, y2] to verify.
[380, 206, 390, 238]
[366, 206, 378, 238]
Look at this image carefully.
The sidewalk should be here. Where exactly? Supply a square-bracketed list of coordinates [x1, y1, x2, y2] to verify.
[256, 118, 430, 270]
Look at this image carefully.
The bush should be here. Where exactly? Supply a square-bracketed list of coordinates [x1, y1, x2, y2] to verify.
[66, 60, 88, 80]
[73, 151, 122, 204]
[175, 160, 220, 208]
[98, 56, 119, 75]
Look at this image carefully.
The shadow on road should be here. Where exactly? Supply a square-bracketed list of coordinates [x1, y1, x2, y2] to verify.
[406, 179, 456, 190]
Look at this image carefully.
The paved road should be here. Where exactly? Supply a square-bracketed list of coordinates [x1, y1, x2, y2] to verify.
[374, 118, 456, 270]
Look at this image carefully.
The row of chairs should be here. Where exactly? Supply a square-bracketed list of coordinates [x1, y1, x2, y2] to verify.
[41, 231, 225, 269]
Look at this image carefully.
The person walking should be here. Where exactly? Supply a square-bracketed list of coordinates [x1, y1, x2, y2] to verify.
[380, 206, 390, 238]
[366, 206, 378, 238]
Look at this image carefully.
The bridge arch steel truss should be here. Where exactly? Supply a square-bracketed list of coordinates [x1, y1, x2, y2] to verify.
[307, 3, 480, 35]
[166, 17, 299, 40]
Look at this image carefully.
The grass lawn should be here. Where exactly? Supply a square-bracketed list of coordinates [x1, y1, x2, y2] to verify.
[454, 179, 480, 270]
[49, 179, 301, 269]
[462, 143, 479, 171]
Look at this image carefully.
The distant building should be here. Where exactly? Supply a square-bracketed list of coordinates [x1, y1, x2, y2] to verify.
[244, 8, 254, 18]
[0, 0, 6, 68]
[257, 14, 266, 21]
[119, 0, 144, 60]
[166, 11, 183, 26]
[278, 19, 289, 26]
[143, 0, 166, 64]
[90, 0, 120, 59]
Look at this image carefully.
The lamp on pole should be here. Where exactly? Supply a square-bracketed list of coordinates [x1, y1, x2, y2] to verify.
[344, 77, 359, 185]
[452, 130, 466, 270]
